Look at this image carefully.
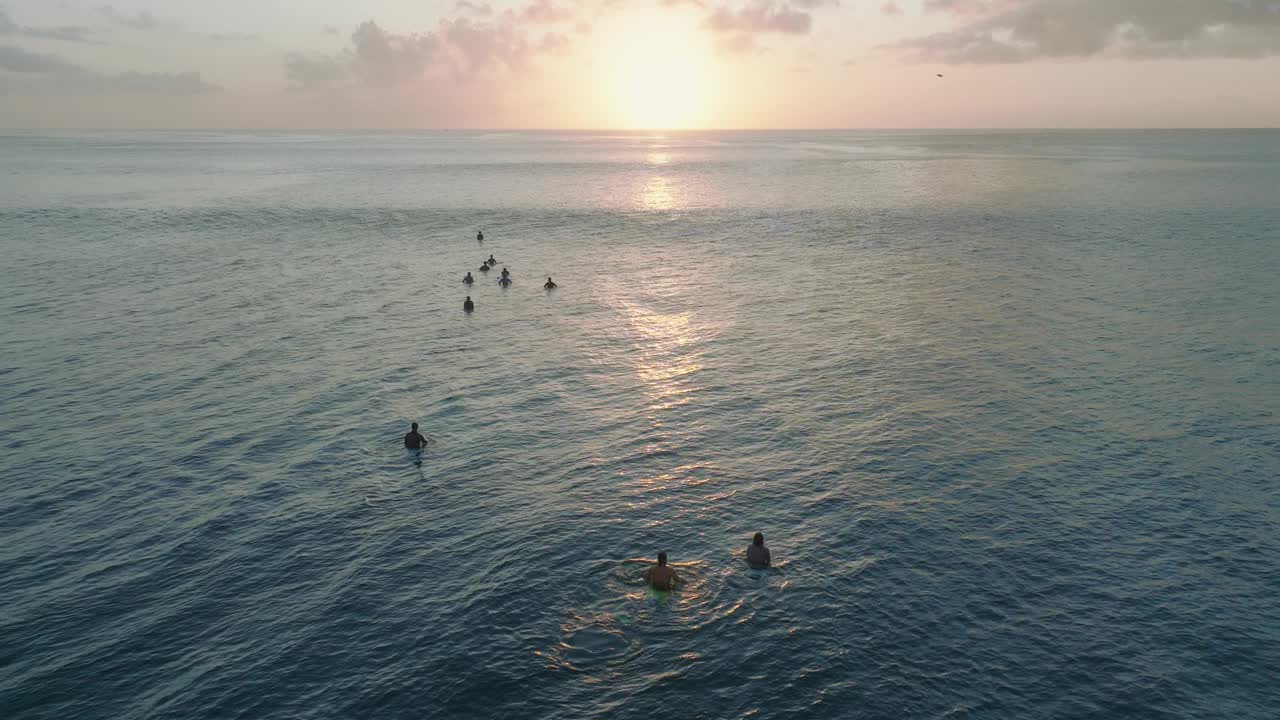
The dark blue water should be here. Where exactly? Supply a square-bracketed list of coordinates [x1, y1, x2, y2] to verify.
[1, 131, 1278, 719]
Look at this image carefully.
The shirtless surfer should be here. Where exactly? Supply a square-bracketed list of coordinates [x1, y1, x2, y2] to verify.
[643, 552, 679, 590]
[404, 422, 429, 450]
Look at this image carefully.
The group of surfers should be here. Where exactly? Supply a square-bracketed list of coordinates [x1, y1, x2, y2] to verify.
[641, 534, 772, 591]
[402, 422, 773, 589]
[463, 234, 558, 312]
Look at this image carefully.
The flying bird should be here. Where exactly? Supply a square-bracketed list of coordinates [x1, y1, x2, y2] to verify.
[937, 73, 944, 78]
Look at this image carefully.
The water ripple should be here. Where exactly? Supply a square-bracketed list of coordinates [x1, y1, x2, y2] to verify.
[2, 131, 1279, 719]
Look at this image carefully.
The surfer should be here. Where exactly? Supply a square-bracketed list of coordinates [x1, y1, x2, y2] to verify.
[487, 255, 497, 266]
[500, 267, 510, 278]
[479, 264, 490, 272]
[477, 230, 484, 242]
[464, 296, 475, 312]
[404, 422, 429, 450]
[463, 272, 474, 284]
[498, 276, 512, 287]
[643, 552, 679, 591]
[746, 532, 771, 568]
[543, 277, 557, 289]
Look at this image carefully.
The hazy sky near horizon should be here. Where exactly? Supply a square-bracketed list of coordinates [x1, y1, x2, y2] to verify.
[2, 0, 1279, 128]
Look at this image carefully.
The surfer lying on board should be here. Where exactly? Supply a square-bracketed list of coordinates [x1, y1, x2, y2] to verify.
[404, 422, 429, 450]
[643, 552, 679, 591]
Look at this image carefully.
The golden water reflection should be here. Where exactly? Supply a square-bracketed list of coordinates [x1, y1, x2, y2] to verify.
[619, 301, 703, 409]
[638, 175, 678, 211]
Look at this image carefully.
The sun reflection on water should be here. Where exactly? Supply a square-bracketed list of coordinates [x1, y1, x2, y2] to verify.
[586, 263, 738, 525]
[618, 301, 703, 409]
[638, 175, 678, 211]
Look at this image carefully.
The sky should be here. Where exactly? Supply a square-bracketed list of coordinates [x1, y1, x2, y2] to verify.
[1, 0, 1279, 128]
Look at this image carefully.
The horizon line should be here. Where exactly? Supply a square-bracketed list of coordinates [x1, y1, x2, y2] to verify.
[3, 126, 1279, 133]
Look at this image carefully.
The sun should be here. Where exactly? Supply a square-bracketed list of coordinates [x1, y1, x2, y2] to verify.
[615, 47, 706, 129]
[596, 11, 715, 129]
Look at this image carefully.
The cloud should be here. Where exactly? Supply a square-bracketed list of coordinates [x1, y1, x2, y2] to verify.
[519, 0, 572, 23]
[897, 0, 1280, 62]
[349, 20, 439, 85]
[717, 33, 767, 54]
[0, 44, 79, 73]
[97, 5, 164, 31]
[705, 1, 812, 34]
[0, 44, 219, 94]
[286, 5, 574, 92]
[208, 32, 261, 43]
[0, 5, 94, 43]
[538, 31, 572, 54]
[922, 0, 1017, 15]
[284, 53, 347, 89]
[96, 5, 253, 42]
[106, 71, 219, 94]
[455, 1, 494, 16]
[442, 17, 527, 72]
[278, 4, 583, 127]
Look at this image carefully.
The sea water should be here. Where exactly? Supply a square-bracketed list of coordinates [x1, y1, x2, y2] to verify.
[1, 130, 1278, 719]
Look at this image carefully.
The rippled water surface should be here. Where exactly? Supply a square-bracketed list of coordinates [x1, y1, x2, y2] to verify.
[2, 130, 1278, 719]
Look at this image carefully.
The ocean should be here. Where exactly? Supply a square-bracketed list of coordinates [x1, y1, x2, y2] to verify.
[1, 130, 1277, 719]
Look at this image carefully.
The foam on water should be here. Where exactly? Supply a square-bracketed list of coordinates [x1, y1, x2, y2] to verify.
[1, 131, 1278, 719]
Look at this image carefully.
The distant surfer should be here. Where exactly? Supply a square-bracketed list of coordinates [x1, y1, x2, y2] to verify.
[477, 230, 484, 242]
[498, 276, 512, 287]
[487, 255, 497, 266]
[464, 296, 475, 312]
[746, 532, 771, 568]
[463, 272, 474, 284]
[404, 422, 429, 450]
[544, 277, 557, 289]
[643, 552, 679, 591]
[500, 267, 510, 278]
[479, 264, 490, 272]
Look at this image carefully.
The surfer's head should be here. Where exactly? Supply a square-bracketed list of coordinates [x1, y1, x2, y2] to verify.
[657, 552, 667, 566]
[411, 422, 418, 431]
[753, 532, 764, 547]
